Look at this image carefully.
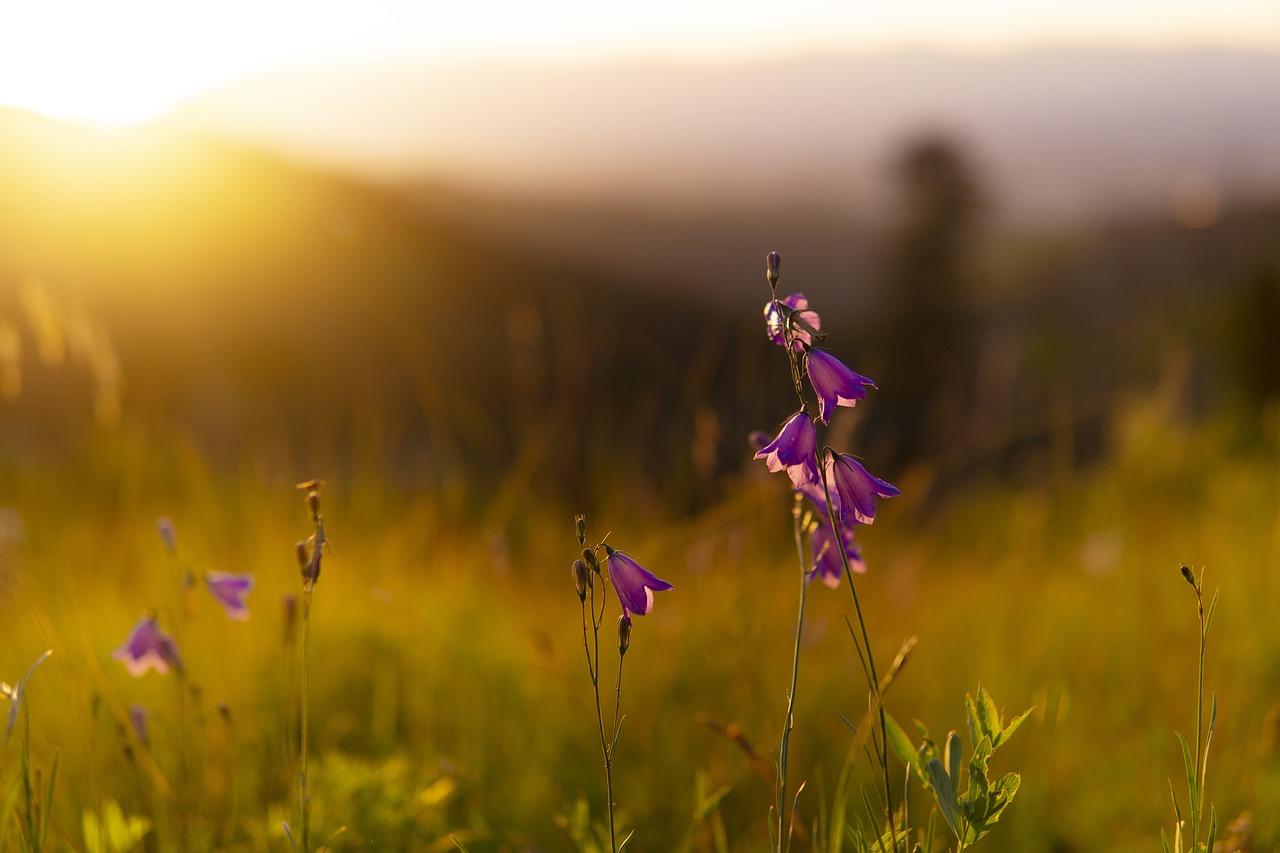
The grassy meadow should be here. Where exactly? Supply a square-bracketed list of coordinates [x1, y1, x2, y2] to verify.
[2, 383, 1279, 852]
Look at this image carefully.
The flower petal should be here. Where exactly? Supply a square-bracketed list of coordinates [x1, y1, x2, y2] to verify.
[806, 349, 875, 424]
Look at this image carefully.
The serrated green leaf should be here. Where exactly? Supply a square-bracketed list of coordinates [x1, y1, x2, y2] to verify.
[971, 735, 992, 773]
[994, 706, 1035, 750]
[966, 751, 991, 822]
[990, 771, 1020, 801]
[975, 772, 1020, 833]
[967, 687, 1001, 748]
[925, 759, 963, 841]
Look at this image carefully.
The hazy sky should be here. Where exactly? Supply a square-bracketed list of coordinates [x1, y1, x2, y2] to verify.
[3, 0, 1279, 125]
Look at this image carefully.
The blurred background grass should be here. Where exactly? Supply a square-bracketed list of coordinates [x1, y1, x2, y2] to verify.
[2, 386, 1279, 850]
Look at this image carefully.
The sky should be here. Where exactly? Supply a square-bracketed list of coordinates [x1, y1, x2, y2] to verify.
[2, 0, 1279, 126]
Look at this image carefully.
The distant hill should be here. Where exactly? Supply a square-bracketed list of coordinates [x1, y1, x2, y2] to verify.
[2, 104, 1277, 509]
[0, 108, 773, 508]
[168, 48, 1280, 223]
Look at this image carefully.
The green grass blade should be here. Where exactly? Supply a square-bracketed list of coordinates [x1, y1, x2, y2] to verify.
[1176, 731, 1197, 823]
[37, 751, 58, 851]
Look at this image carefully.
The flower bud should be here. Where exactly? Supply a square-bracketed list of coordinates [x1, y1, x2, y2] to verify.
[575, 514, 587, 545]
[582, 548, 600, 574]
[617, 613, 632, 656]
[1180, 565, 1195, 586]
[766, 251, 781, 288]
[572, 559, 589, 601]
[307, 490, 322, 525]
[295, 541, 310, 576]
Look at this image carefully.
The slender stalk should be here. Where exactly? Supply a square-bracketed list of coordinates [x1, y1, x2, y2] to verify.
[299, 585, 314, 853]
[776, 499, 809, 853]
[583, 566, 618, 853]
[818, 451, 896, 845]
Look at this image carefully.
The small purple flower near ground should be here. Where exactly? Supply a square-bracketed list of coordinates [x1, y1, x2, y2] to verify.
[156, 516, 176, 552]
[765, 294, 822, 351]
[205, 571, 255, 620]
[604, 545, 673, 617]
[755, 411, 820, 488]
[827, 452, 901, 527]
[128, 704, 150, 745]
[113, 617, 183, 677]
[805, 348, 876, 424]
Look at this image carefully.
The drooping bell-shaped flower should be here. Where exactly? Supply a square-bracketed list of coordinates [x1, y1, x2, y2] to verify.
[754, 411, 819, 488]
[805, 349, 876, 424]
[765, 294, 822, 351]
[604, 545, 673, 617]
[826, 452, 900, 527]
[205, 572, 255, 621]
[113, 617, 183, 677]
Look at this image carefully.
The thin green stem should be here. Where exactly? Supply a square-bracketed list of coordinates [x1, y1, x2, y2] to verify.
[1193, 589, 1204, 841]
[300, 585, 314, 853]
[818, 449, 896, 846]
[776, 499, 809, 853]
[585, 570, 618, 853]
[612, 652, 626, 756]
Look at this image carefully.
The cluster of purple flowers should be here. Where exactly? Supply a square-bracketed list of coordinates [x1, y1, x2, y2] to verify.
[112, 518, 255, 678]
[754, 252, 899, 587]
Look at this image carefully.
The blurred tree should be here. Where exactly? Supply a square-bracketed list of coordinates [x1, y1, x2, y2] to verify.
[1225, 264, 1280, 405]
[875, 134, 984, 469]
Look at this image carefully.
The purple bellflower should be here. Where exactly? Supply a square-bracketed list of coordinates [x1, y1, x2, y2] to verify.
[827, 452, 900, 527]
[113, 617, 183, 677]
[805, 348, 876, 424]
[603, 544, 673, 617]
[205, 571, 255, 621]
[754, 411, 819, 488]
[765, 294, 822, 351]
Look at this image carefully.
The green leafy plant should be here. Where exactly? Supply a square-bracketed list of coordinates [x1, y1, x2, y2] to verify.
[887, 686, 1032, 850]
[1162, 566, 1220, 853]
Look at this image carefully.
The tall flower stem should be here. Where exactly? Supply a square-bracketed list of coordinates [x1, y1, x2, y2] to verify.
[294, 482, 326, 853]
[818, 452, 896, 845]
[299, 585, 313, 853]
[582, 562, 618, 853]
[776, 497, 810, 853]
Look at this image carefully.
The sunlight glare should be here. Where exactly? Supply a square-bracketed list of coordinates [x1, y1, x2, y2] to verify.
[2, 0, 1278, 126]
